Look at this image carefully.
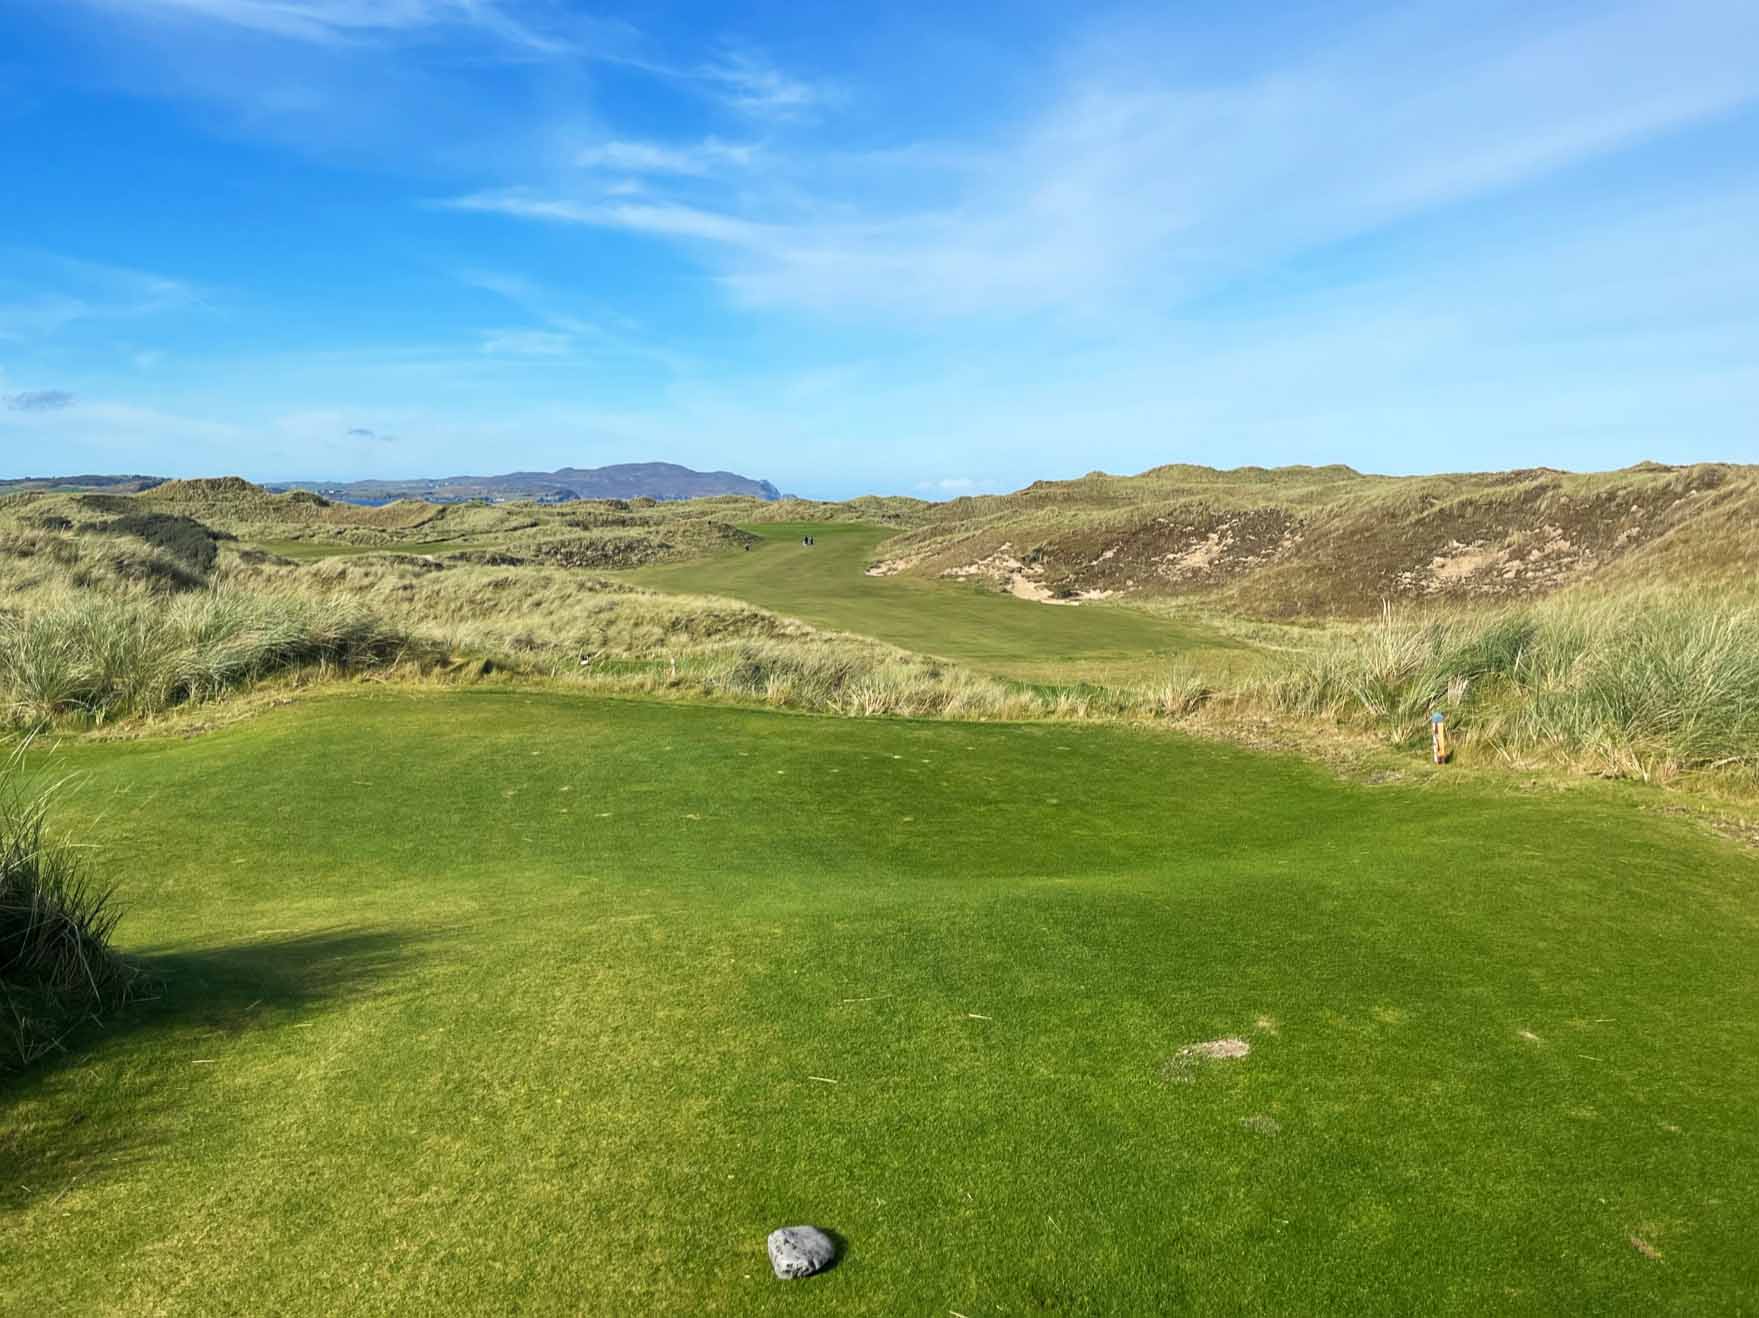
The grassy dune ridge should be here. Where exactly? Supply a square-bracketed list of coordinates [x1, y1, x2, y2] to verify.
[3, 480, 1757, 791]
[1, 477, 914, 566]
[875, 461, 1759, 615]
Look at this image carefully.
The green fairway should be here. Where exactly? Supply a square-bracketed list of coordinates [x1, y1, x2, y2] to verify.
[624, 522, 1246, 682]
[5, 690, 1755, 1314]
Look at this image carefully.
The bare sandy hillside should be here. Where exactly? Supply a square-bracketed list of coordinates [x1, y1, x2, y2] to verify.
[873, 462, 1759, 616]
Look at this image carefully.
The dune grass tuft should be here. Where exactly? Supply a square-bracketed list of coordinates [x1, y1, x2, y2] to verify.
[0, 590, 418, 727]
[0, 741, 137, 1069]
[1255, 592, 1759, 780]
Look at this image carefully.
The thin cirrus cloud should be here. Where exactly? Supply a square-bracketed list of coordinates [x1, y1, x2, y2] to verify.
[445, 192, 775, 248]
[71, 1, 830, 126]
[444, 0, 1759, 322]
[576, 137, 758, 177]
[77, 0, 575, 54]
[0, 252, 197, 341]
[695, 50, 828, 119]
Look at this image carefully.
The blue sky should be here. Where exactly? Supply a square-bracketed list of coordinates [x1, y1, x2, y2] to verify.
[1, 0, 1755, 498]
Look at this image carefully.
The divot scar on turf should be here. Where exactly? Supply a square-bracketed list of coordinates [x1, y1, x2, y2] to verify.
[1160, 1037, 1251, 1084]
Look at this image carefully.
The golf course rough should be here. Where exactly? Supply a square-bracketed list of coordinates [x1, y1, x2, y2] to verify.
[1, 689, 1754, 1314]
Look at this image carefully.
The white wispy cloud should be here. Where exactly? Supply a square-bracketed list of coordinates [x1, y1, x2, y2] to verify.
[446, 191, 775, 247]
[448, 0, 1759, 321]
[57, 1, 829, 186]
[696, 50, 831, 119]
[916, 477, 979, 494]
[0, 253, 199, 341]
[0, 398, 258, 476]
[81, 0, 571, 53]
[458, 269, 696, 375]
[576, 137, 758, 177]
[459, 270, 598, 337]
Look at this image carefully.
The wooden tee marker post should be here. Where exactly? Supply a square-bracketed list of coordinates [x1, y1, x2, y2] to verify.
[1430, 710, 1452, 765]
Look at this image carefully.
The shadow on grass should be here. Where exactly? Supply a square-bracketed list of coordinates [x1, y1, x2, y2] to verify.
[0, 925, 427, 1212]
[821, 1227, 849, 1275]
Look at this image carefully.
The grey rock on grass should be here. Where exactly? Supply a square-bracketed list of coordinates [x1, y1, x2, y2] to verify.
[767, 1225, 837, 1279]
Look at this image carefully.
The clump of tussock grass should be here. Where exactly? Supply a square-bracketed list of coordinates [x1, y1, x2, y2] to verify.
[0, 528, 207, 598]
[0, 590, 418, 728]
[559, 638, 1048, 721]
[1151, 663, 1217, 718]
[85, 511, 227, 574]
[1256, 592, 1759, 781]
[0, 741, 137, 1069]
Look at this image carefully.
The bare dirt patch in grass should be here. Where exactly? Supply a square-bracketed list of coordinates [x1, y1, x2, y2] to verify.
[1630, 1235, 1664, 1261]
[1160, 1037, 1251, 1084]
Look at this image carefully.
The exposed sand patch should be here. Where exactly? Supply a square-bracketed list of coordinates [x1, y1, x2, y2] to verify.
[864, 556, 920, 577]
[1430, 542, 1501, 582]
[943, 542, 1105, 605]
[1146, 514, 1301, 587]
[1007, 572, 1059, 603]
[1160, 1036, 1252, 1084]
[1169, 532, 1231, 573]
[1404, 525, 1597, 597]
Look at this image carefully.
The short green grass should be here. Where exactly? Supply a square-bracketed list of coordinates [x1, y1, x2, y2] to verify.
[624, 522, 1246, 682]
[4, 690, 1755, 1313]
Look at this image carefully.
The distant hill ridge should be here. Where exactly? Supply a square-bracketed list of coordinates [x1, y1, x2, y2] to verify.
[0, 474, 166, 495]
[264, 462, 782, 505]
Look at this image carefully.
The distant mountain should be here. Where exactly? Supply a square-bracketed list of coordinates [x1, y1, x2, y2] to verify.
[264, 462, 782, 505]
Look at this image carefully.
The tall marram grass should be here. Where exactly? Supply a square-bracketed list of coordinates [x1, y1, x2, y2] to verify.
[1260, 593, 1759, 781]
[7, 521, 1757, 790]
[0, 590, 417, 727]
[1, 741, 136, 1069]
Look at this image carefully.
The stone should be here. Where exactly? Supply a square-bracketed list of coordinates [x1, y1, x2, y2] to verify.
[767, 1225, 837, 1279]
